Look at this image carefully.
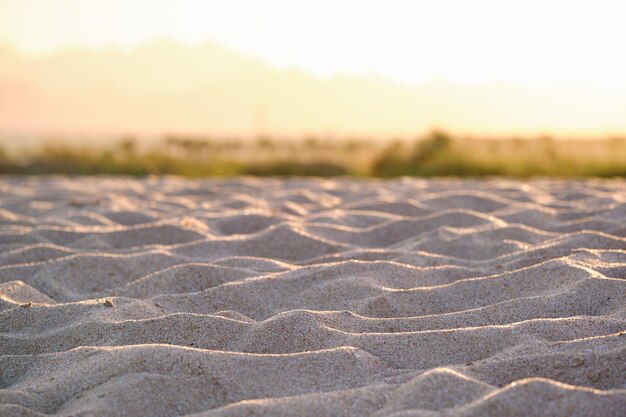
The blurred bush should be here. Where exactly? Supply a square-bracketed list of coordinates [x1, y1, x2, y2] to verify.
[1, 132, 625, 178]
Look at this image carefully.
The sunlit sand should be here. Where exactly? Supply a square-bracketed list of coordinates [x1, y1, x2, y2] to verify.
[1, 177, 625, 416]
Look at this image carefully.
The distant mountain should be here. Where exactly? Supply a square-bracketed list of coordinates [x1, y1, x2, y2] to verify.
[0, 40, 623, 139]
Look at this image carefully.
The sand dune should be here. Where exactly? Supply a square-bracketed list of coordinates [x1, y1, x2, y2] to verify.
[0, 177, 625, 416]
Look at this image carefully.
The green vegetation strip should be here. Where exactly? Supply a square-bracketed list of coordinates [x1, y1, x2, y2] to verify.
[1, 132, 626, 177]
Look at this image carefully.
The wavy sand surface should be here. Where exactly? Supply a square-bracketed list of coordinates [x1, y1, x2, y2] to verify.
[1, 177, 625, 416]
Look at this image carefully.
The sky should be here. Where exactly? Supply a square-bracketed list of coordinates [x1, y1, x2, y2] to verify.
[1, 0, 626, 138]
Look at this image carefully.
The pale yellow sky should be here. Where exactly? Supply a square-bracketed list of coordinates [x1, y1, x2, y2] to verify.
[1, 0, 625, 138]
[2, 0, 626, 85]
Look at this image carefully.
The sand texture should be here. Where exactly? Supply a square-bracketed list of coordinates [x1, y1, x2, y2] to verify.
[1, 177, 625, 416]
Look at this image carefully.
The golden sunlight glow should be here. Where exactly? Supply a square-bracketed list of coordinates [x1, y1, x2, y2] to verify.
[1, 0, 626, 137]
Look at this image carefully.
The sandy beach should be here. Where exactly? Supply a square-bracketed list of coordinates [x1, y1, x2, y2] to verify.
[0, 176, 625, 416]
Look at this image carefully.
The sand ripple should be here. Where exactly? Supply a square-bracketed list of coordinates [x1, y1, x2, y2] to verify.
[1, 177, 625, 416]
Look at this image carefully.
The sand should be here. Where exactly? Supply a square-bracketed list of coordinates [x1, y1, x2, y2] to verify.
[0, 176, 625, 416]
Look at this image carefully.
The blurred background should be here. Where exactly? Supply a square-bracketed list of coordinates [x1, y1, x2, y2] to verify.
[1, 0, 625, 177]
